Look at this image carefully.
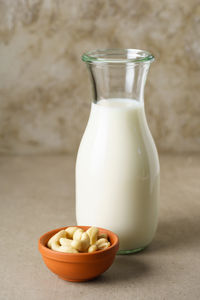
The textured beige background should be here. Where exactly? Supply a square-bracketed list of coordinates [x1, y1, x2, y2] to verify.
[0, 0, 200, 154]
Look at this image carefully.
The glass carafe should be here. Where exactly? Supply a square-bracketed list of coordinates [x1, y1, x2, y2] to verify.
[76, 49, 160, 254]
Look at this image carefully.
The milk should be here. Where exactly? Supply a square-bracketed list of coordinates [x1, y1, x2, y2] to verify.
[76, 98, 160, 251]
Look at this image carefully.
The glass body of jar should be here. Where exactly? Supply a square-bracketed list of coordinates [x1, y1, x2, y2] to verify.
[76, 49, 160, 254]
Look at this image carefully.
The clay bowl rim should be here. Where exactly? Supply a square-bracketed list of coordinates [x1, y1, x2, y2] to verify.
[38, 226, 119, 262]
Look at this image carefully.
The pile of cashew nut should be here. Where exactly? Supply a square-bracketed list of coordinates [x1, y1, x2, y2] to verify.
[47, 226, 111, 253]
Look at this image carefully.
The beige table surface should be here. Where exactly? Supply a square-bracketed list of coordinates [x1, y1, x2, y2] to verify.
[0, 154, 200, 300]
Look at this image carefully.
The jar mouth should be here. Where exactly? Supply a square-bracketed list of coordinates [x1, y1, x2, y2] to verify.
[82, 49, 154, 64]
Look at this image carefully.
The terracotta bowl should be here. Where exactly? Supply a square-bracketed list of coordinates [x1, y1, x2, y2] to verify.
[38, 226, 119, 282]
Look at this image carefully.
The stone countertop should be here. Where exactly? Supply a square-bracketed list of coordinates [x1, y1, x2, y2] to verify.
[0, 154, 199, 300]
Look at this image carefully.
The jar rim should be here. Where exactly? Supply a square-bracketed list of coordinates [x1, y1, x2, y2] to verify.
[82, 49, 154, 64]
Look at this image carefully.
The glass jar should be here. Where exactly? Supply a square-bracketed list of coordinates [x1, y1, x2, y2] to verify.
[76, 49, 160, 254]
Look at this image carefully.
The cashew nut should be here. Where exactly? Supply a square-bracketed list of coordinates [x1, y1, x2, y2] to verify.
[96, 238, 111, 250]
[59, 238, 73, 247]
[47, 230, 67, 249]
[73, 228, 84, 241]
[57, 246, 78, 253]
[88, 244, 97, 253]
[47, 230, 78, 253]
[71, 232, 90, 252]
[86, 226, 99, 245]
[98, 233, 108, 240]
[65, 227, 79, 239]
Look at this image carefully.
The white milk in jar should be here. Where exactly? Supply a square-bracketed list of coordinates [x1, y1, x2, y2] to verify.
[76, 98, 160, 252]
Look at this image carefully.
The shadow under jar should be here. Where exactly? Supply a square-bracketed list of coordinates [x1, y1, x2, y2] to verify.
[76, 49, 160, 254]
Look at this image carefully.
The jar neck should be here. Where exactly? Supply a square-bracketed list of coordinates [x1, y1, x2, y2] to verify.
[82, 49, 154, 103]
[87, 61, 151, 103]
